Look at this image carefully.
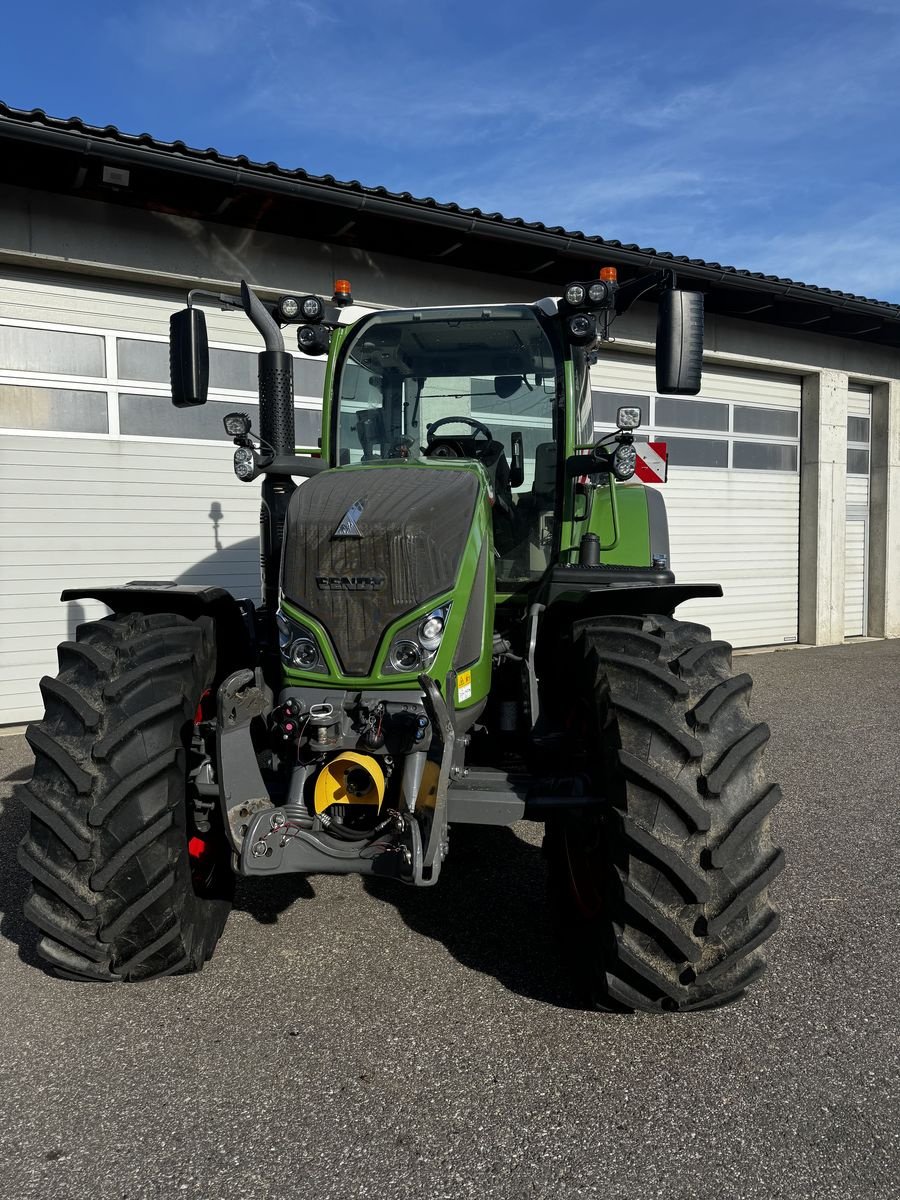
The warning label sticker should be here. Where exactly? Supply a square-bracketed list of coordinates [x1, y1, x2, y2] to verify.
[457, 669, 472, 702]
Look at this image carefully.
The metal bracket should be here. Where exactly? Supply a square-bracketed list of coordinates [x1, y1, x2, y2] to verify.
[216, 668, 275, 850]
[238, 807, 406, 878]
[525, 602, 545, 729]
[416, 673, 455, 883]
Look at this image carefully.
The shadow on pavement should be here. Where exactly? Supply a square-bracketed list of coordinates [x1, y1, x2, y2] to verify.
[234, 873, 316, 924]
[363, 823, 574, 1008]
[0, 762, 48, 974]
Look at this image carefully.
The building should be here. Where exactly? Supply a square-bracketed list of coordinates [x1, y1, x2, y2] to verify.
[1, 102, 898, 725]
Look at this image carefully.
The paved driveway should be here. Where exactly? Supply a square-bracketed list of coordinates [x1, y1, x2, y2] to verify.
[0, 639, 898, 1200]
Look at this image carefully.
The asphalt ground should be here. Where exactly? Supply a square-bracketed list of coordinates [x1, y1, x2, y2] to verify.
[0, 638, 898, 1200]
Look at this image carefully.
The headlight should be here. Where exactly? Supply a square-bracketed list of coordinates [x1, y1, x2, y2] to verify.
[566, 313, 597, 344]
[385, 605, 451, 674]
[389, 641, 426, 672]
[418, 609, 446, 650]
[298, 324, 331, 355]
[564, 283, 587, 306]
[223, 411, 252, 437]
[233, 446, 257, 481]
[611, 443, 637, 480]
[300, 295, 324, 322]
[277, 296, 300, 320]
[277, 610, 328, 674]
[616, 405, 642, 430]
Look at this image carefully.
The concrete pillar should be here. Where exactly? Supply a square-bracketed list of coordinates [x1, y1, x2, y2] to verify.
[798, 370, 848, 645]
[868, 380, 900, 639]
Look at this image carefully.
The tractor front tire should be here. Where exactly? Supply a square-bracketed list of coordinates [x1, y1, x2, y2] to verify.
[19, 611, 233, 982]
[544, 613, 784, 1013]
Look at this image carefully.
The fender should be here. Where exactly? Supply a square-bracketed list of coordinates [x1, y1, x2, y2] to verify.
[60, 583, 255, 680]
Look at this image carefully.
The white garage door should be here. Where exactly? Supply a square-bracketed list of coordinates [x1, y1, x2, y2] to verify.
[0, 268, 327, 725]
[845, 386, 871, 638]
[591, 352, 801, 648]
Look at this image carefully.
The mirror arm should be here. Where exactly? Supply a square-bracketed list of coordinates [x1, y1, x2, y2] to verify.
[613, 267, 678, 317]
[187, 288, 245, 313]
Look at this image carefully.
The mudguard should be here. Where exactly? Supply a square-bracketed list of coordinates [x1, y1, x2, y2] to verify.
[60, 582, 255, 678]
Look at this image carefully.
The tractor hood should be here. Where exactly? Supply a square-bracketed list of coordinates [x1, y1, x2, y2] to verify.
[281, 465, 482, 675]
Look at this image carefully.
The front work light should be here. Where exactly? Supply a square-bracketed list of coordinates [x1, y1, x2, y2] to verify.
[233, 445, 257, 481]
[223, 411, 252, 438]
[588, 281, 610, 304]
[611, 443, 637, 480]
[277, 296, 300, 321]
[566, 312, 597, 344]
[300, 295, 325, 322]
[564, 283, 587, 306]
[616, 405, 642, 430]
[297, 325, 332, 355]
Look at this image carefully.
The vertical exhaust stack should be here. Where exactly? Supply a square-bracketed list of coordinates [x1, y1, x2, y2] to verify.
[239, 282, 297, 618]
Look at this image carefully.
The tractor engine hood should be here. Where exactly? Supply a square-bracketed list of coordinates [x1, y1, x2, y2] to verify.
[281, 465, 482, 675]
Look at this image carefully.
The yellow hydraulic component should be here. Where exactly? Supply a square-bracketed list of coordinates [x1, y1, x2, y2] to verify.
[314, 751, 385, 814]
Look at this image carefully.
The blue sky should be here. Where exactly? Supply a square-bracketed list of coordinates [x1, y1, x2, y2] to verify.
[3, 0, 900, 299]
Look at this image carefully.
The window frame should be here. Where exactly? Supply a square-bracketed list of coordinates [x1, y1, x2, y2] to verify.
[590, 383, 801, 473]
[0, 315, 325, 447]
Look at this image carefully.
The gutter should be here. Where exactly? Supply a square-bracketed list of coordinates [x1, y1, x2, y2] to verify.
[2, 116, 900, 331]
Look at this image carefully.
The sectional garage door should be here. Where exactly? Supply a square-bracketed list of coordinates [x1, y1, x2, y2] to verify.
[591, 352, 801, 648]
[0, 268, 327, 724]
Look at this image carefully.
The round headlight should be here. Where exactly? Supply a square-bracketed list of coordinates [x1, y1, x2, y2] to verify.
[588, 281, 609, 303]
[289, 638, 319, 669]
[564, 283, 587, 306]
[567, 313, 597, 343]
[418, 612, 445, 651]
[278, 296, 300, 320]
[298, 325, 331, 355]
[301, 295, 324, 321]
[233, 446, 256, 480]
[390, 640, 425, 673]
[612, 443, 637, 480]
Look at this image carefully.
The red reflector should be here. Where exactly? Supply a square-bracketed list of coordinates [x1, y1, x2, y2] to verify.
[188, 836, 209, 861]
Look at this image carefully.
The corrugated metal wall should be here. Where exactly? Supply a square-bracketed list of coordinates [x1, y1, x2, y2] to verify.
[591, 350, 801, 648]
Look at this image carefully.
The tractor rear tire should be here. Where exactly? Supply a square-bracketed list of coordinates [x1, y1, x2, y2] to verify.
[544, 613, 783, 1013]
[18, 611, 233, 982]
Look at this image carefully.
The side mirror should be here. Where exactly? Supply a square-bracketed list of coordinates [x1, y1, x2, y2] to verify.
[509, 431, 525, 488]
[170, 308, 209, 408]
[655, 290, 704, 395]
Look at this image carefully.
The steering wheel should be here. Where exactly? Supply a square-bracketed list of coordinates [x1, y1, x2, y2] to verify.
[425, 415, 494, 457]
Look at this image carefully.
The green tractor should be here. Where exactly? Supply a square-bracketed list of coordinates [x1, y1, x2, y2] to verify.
[19, 268, 783, 1011]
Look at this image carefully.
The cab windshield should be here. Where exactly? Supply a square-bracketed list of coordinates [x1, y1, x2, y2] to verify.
[333, 305, 561, 582]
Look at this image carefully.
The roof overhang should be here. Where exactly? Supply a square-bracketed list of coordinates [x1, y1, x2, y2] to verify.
[2, 103, 900, 349]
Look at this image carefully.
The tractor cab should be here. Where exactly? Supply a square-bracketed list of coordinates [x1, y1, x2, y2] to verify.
[329, 303, 565, 583]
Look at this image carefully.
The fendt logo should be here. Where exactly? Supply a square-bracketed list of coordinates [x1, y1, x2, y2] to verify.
[333, 498, 366, 538]
[316, 574, 386, 591]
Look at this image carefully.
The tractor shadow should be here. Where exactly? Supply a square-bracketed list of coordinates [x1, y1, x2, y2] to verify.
[363, 823, 574, 1008]
[234, 874, 316, 924]
[0, 754, 48, 973]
